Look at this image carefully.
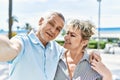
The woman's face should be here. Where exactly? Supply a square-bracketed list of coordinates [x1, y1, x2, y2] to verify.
[63, 27, 86, 51]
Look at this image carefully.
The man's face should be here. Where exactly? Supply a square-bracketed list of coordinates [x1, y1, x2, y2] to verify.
[38, 14, 64, 43]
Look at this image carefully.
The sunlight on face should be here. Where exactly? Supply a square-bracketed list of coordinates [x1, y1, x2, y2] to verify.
[64, 27, 83, 50]
[38, 13, 64, 45]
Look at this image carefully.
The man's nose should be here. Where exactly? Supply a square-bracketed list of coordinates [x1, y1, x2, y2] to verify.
[51, 27, 56, 33]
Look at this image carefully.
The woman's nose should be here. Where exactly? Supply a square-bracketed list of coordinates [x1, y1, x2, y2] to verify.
[64, 35, 70, 39]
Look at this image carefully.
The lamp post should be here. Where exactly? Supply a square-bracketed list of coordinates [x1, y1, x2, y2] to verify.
[97, 0, 101, 49]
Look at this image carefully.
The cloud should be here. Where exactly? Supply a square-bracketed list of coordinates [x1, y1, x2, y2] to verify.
[0, 0, 48, 3]
[0, 0, 120, 29]
[58, 0, 80, 2]
[15, 0, 48, 2]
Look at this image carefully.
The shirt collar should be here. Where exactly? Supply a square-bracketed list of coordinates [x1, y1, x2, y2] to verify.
[28, 30, 52, 49]
[46, 41, 52, 49]
[60, 50, 90, 63]
[28, 30, 40, 44]
[80, 51, 90, 63]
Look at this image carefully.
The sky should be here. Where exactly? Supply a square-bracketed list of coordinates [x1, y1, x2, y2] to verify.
[0, 0, 120, 30]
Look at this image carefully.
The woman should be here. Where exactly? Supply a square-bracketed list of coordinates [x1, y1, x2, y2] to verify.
[54, 19, 112, 80]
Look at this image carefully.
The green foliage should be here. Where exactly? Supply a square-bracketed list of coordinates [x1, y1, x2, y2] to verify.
[88, 40, 107, 49]
[61, 29, 66, 36]
[56, 39, 108, 49]
[55, 40, 64, 46]
[88, 40, 97, 49]
[99, 41, 107, 49]
[107, 38, 119, 43]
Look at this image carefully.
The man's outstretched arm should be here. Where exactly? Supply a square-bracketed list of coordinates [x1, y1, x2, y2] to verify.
[0, 35, 21, 61]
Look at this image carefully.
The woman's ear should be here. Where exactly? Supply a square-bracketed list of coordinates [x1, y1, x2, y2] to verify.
[39, 17, 44, 25]
[82, 40, 89, 46]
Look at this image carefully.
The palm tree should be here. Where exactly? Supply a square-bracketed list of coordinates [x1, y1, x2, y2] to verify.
[8, 0, 18, 38]
[24, 23, 32, 30]
[22, 23, 33, 33]
[16, 26, 20, 31]
[8, 0, 12, 39]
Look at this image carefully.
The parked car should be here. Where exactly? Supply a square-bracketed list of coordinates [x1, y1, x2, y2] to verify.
[104, 43, 120, 54]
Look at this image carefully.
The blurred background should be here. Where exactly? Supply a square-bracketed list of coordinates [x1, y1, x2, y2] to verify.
[0, 0, 120, 80]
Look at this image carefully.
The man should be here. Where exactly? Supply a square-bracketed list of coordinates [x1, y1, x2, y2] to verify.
[0, 12, 65, 80]
[0, 12, 100, 80]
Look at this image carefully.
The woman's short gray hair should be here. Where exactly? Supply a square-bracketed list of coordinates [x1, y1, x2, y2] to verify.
[66, 19, 96, 40]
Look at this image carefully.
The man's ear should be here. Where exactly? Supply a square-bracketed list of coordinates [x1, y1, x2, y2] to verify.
[39, 17, 44, 25]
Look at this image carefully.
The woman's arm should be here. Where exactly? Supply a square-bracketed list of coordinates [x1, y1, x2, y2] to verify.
[91, 59, 112, 80]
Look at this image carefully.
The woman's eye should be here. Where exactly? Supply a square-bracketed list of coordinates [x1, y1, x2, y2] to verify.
[56, 28, 61, 32]
[71, 34, 75, 37]
[66, 32, 69, 35]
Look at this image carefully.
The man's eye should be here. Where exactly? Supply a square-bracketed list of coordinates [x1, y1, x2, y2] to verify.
[48, 22, 54, 26]
[56, 28, 62, 32]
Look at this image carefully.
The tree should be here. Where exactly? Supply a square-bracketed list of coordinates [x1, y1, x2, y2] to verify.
[16, 26, 20, 30]
[61, 29, 66, 36]
[24, 23, 32, 31]
[8, 0, 18, 39]
[8, 0, 12, 39]
[22, 23, 33, 34]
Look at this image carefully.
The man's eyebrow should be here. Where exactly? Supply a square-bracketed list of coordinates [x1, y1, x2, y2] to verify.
[58, 26, 62, 29]
[51, 19, 56, 23]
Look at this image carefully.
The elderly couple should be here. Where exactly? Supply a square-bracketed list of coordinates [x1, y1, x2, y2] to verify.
[0, 12, 112, 80]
